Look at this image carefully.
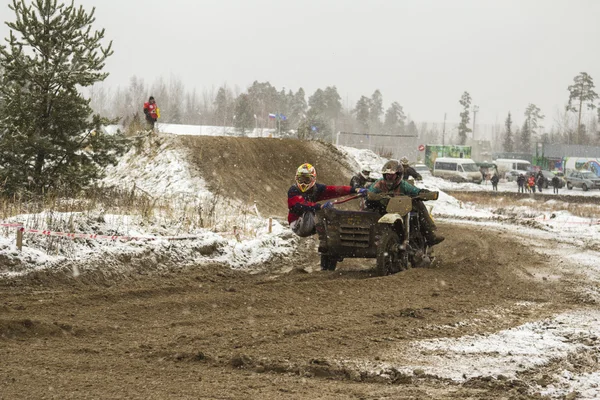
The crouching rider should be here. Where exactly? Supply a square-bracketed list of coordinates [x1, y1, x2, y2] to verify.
[365, 160, 444, 246]
[288, 163, 367, 237]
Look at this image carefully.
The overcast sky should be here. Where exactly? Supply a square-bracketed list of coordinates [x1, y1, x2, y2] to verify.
[2, 0, 600, 127]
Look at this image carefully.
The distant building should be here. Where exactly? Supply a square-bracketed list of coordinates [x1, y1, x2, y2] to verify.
[424, 145, 472, 170]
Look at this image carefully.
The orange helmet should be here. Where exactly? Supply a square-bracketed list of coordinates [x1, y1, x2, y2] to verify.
[295, 163, 317, 192]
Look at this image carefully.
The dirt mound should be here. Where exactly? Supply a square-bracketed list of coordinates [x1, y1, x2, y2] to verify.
[0, 318, 73, 340]
[178, 136, 357, 217]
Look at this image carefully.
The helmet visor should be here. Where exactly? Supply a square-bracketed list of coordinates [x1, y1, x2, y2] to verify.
[296, 175, 313, 185]
[296, 174, 315, 192]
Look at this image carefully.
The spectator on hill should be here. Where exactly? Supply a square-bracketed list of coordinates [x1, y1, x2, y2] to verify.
[288, 163, 366, 238]
[143, 96, 159, 130]
[490, 173, 499, 191]
[551, 175, 561, 194]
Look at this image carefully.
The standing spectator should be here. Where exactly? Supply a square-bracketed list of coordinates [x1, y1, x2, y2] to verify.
[143, 96, 159, 131]
[528, 174, 536, 193]
[536, 172, 545, 193]
[490, 173, 499, 191]
[551, 175, 561, 194]
[517, 173, 526, 193]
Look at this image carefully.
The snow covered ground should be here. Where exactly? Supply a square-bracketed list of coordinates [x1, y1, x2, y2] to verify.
[1, 140, 599, 398]
[103, 123, 277, 138]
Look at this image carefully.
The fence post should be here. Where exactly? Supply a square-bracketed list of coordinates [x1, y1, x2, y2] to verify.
[16, 228, 23, 251]
[268, 217, 272, 234]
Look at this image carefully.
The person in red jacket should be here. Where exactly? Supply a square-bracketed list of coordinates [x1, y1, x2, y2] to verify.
[288, 163, 366, 237]
[143, 96, 158, 130]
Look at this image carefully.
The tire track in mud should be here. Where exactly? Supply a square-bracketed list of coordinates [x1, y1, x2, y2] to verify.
[0, 223, 593, 399]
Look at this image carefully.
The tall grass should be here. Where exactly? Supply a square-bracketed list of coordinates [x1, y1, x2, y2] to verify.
[0, 183, 260, 237]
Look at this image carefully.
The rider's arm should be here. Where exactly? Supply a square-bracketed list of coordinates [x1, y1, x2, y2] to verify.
[367, 179, 383, 194]
[317, 185, 354, 201]
[400, 180, 422, 197]
[287, 187, 322, 214]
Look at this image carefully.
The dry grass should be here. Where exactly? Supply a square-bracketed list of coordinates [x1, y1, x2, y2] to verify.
[451, 192, 600, 219]
[0, 184, 259, 236]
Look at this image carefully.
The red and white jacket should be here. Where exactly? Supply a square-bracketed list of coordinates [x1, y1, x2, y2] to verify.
[143, 101, 158, 120]
[287, 183, 353, 224]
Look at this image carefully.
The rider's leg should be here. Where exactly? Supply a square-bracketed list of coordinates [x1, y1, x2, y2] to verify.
[414, 200, 444, 245]
[290, 211, 317, 237]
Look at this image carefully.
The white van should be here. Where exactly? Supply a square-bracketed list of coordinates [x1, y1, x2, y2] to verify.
[494, 159, 531, 177]
[433, 157, 482, 183]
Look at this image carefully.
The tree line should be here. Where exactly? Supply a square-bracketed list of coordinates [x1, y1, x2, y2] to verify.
[89, 77, 415, 141]
[459, 71, 599, 153]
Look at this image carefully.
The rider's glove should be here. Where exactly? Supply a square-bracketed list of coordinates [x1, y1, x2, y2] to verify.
[355, 188, 368, 196]
[320, 201, 334, 210]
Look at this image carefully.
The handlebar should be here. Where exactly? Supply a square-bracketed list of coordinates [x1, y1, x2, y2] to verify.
[367, 191, 439, 201]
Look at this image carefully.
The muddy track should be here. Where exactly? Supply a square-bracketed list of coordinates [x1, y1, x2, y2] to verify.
[0, 223, 586, 399]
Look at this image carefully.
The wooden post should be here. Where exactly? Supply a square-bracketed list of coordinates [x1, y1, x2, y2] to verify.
[268, 217, 272, 234]
[16, 228, 23, 251]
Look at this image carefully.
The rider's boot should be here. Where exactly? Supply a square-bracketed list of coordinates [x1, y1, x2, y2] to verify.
[426, 231, 445, 245]
[415, 201, 445, 245]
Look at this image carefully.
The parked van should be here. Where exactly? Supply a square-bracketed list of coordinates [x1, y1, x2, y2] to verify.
[494, 159, 531, 176]
[433, 157, 482, 183]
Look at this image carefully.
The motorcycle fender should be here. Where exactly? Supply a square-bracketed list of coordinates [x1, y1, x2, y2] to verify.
[378, 213, 403, 224]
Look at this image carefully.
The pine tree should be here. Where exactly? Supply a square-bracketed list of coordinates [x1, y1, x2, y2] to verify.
[308, 89, 326, 117]
[406, 121, 418, 137]
[322, 86, 342, 121]
[369, 90, 383, 132]
[502, 112, 514, 152]
[520, 119, 531, 153]
[354, 96, 371, 132]
[458, 91, 472, 145]
[383, 102, 406, 134]
[524, 103, 544, 143]
[233, 94, 254, 135]
[0, 0, 128, 195]
[567, 72, 598, 144]
[214, 86, 233, 126]
[289, 88, 307, 128]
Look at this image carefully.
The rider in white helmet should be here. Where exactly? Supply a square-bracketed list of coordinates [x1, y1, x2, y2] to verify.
[350, 166, 376, 189]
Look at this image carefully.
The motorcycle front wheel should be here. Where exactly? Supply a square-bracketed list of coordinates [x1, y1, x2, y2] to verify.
[376, 231, 405, 276]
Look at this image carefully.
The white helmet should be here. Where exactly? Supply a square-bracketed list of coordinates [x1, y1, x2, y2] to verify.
[360, 166, 371, 179]
[400, 156, 410, 166]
